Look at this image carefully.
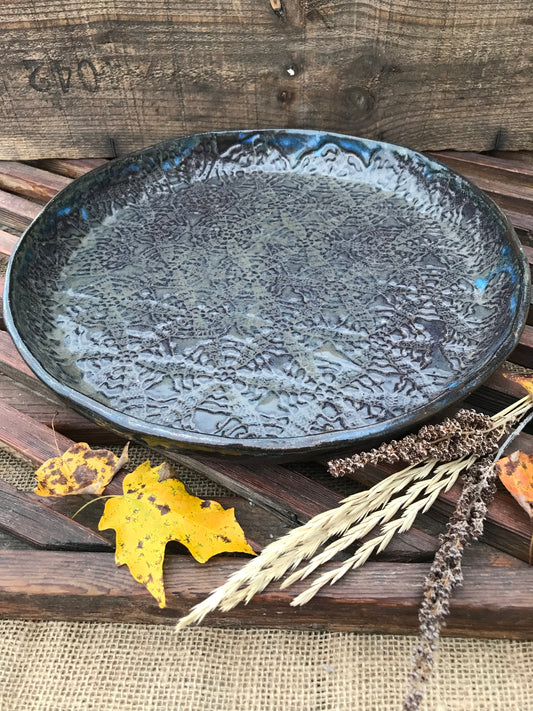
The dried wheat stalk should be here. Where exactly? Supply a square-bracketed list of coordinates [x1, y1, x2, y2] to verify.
[284, 456, 475, 605]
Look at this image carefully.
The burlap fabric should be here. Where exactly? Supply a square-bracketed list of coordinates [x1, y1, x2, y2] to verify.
[1, 448, 533, 710]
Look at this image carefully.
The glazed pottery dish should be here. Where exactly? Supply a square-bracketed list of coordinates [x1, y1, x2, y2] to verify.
[4, 131, 530, 456]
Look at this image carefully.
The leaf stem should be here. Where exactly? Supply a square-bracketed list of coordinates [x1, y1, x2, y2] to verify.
[71, 495, 118, 519]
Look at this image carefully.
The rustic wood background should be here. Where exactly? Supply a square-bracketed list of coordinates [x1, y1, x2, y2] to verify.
[1, 0, 532, 159]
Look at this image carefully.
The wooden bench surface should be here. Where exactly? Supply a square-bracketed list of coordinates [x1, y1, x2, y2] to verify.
[0, 152, 531, 634]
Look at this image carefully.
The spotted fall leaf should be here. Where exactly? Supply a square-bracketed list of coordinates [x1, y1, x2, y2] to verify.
[496, 450, 533, 519]
[503, 373, 533, 395]
[34, 442, 129, 497]
[99, 461, 256, 607]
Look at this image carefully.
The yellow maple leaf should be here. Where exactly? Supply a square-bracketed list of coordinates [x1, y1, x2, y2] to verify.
[99, 461, 256, 607]
[34, 442, 129, 497]
[503, 373, 533, 395]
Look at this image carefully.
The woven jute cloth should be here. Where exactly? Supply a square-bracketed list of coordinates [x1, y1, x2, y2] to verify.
[1, 449, 533, 710]
[1, 623, 532, 711]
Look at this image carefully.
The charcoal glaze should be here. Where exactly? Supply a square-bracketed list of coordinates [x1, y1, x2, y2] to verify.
[4, 130, 530, 456]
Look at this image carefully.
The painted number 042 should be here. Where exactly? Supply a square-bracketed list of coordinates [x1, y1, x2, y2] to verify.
[23, 59, 99, 93]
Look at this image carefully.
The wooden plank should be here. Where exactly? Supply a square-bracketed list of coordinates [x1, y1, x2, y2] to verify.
[0, 229, 18, 258]
[0, 330, 64, 403]
[39, 491, 293, 554]
[27, 158, 108, 179]
[0, 161, 71, 203]
[0, 388, 437, 558]
[0, 393, 436, 559]
[510, 325, 533, 369]
[505, 210, 533, 238]
[0, 480, 112, 551]
[169, 454, 342, 523]
[0, 376, 438, 561]
[0, 551, 532, 637]
[426, 151, 533, 237]
[445, 173, 532, 217]
[0, 401, 74, 466]
[0, 373, 125, 444]
[0, 1, 532, 159]
[0, 188, 40, 232]
[492, 150, 533, 167]
[428, 150, 533, 180]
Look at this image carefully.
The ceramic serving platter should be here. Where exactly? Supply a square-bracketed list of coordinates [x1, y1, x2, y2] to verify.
[4, 130, 530, 456]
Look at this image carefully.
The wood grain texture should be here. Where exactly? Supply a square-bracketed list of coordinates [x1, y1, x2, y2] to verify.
[0, 189, 40, 232]
[0, 229, 18, 258]
[26, 158, 108, 179]
[0, 373, 125, 444]
[0, 275, 5, 331]
[510, 326, 533, 369]
[0, 161, 70, 203]
[0, 551, 532, 637]
[0, 480, 112, 550]
[0, 1, 532, 159]
[0, 330, 66, 404]
[0, 401, 74, 466]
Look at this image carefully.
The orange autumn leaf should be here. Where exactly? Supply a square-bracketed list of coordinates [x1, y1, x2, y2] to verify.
[98, 460, 255, 607]
[503, 373, 533, 395]
[496, 450, 533, 518]
[34, 442, 129, 497]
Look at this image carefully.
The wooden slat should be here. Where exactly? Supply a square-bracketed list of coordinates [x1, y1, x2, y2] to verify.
[428, 151, 533, 180]
[0, 188, 40, 232]
[0, 330, 62, 402]
[505, 210, 533, 238]
[459, 176, 531, 217]
[0, 401, 74, 466]
[0, 387, 437, 559]
[170, 454, 342, 523]
[0, 551, 532, 638]
[0, 377, 438, 560]
[0, 161, 71, 203]
[0, 374, 125, 444]
[510, 326, 533, 369]
[27, 158, 107, 180]
[492, 151, 533, 165]
[0, 480, 112, 551]
[427, 150, 533, 239]
[0, 228, 18, 257]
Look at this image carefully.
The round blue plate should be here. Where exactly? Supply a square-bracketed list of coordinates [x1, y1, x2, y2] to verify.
[4, 130, 530, 457]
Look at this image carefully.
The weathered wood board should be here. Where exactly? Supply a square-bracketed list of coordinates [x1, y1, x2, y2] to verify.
[0, 0, 532, 159]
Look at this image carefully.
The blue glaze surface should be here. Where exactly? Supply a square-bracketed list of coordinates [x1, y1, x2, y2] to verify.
[3, 130, 531, 457]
